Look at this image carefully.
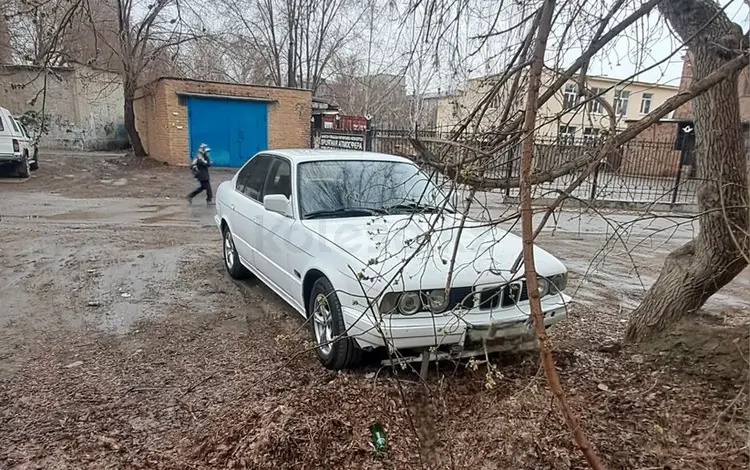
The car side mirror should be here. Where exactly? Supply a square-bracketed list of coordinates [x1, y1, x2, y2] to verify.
[263, 194, 292, 217]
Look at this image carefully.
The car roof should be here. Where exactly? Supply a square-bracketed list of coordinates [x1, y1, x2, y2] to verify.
[260, 149, 414, 165]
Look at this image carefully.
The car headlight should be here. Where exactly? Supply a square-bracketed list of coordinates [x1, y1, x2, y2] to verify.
[425, 289, 449, 313]
[398, 292, 421, 315]
[549, 272, 568, 294]
[536, 277, 550, 297]
[379, 292, 401, 315]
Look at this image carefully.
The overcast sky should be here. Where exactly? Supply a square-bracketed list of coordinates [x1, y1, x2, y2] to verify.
[392, 0, 750, 93]
[597, 0, 750, 86]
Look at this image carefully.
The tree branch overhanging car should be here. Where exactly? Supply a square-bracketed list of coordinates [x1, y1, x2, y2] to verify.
[214, 149, 571, 370]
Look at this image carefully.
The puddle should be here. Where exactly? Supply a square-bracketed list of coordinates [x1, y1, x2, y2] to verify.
[0, 178, 30, 184]
[141, 213, 190, 225]
[46, 210, 105, 221]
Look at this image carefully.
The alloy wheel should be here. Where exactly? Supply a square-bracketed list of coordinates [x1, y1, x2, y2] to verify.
[224, 231, 235, 269]
[313, 293, 334, 356]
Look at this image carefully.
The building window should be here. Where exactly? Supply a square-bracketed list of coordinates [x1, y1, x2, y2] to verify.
[614, 89, 630, 116]
[563, 84, 578, 109]
[451, 100, 460, 118]
[559, 125, 577, 143]
[587, 88, 605, 114]
[640, 92, 653, 114]
[583, 127, 600, 145]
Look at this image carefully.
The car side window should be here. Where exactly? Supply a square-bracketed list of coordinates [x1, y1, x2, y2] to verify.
[15, 120, 26, 138]
[235, 159, 257, 192]
[0, 117, 4, 132]
[238, 155, 272, 201]
[262, 159, 292, 200]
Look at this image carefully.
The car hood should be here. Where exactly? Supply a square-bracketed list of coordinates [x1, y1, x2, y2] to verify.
[301, 213, 566, 290]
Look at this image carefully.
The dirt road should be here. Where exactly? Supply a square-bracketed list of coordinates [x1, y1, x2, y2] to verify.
[0, 154, 747, 469]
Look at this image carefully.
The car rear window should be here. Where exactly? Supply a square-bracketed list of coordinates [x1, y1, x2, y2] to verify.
[10, 118, 18, 132]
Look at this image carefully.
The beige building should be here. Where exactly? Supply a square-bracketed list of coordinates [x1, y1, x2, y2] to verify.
[435, 70, 679, 139]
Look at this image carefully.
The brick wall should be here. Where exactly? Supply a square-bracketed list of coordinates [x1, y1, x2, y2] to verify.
[675, 53, 750, 121]
[134, 81, 171, 160]
[620, 121, 681, 177]
[135, 78, 312, 166]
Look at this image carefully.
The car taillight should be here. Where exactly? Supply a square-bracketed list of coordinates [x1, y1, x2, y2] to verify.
[12, 139, 19, 152]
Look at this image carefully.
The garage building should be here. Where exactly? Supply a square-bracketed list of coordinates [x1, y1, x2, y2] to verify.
[134, 78, 312, 167]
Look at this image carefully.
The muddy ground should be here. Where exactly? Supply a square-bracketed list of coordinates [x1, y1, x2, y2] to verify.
[0, 154, 748, 470]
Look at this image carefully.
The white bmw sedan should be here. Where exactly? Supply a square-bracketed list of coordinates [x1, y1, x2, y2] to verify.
[214, 149, 571, 370]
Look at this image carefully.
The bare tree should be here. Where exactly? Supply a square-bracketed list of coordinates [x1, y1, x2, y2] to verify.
[87, 0, 203, 156]
[178, 34, 270, 84]
[2, 0, 92, 66]
[408, 0, 749, 342]
[219, 0, 364, 94]
[0, 0, 13, 63]
[384, 0, 750, 465]
[624, 0, 749, 341]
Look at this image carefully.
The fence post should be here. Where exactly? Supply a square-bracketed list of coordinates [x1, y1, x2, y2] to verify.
[504, 148, 512, 198]
[365, 118, 373, 152]
[504, 140, 518, 198]
[589, 158, 602, 201]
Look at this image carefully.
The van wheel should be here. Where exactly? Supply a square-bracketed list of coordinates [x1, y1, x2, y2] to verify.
[30, 149, 39, 171]
[17, 153, 30, 178]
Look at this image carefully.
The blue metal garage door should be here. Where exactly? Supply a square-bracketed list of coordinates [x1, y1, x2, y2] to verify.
[186, 96, 269, 168]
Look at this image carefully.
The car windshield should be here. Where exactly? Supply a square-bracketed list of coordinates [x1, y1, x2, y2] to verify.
[298, 159, 451, 219]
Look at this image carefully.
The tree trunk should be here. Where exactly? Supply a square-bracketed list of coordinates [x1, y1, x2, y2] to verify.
[123, 89, 147, 157]
[0, 13, 11, 64]
[625, 0, 749, 342]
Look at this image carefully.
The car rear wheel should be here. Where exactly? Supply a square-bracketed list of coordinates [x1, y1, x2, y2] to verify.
[17, 153, 30, 178]
[222, 227, 249, 279]
[30, 149, 38, 171]
[308, 277, 363, 370]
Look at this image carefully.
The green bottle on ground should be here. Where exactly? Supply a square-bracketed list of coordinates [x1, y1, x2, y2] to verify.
[369, 422, 388, 453]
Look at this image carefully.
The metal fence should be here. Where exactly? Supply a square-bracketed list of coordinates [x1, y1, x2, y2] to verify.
[310, 128, 699, 207]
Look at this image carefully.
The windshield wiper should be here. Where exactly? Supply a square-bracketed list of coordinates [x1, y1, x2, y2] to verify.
[382, 202, 454, 214]
[304, 208, 385, 219]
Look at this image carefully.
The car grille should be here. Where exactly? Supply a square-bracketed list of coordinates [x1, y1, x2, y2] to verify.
[445, 281, 528, 312]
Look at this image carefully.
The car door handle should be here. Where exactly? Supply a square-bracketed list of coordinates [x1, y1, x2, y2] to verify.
[231, 203, 236, 211]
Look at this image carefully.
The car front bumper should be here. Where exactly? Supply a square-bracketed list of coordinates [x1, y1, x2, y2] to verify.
[342, 294, 570, 351]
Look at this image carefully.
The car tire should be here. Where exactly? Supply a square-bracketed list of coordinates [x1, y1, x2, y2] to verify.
[30, 149, 38, 171]
[17, 153, 30, 178]
[222, 226, 250, 279]
[308, 277, 364, 370]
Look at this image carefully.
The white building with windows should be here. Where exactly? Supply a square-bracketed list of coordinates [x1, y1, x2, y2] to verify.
[434, 70, 679, 139]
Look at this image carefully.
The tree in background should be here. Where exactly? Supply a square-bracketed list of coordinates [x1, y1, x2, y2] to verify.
[87, 0, 205, 156]
[623, 0, 749, 341]
[219, 0, 364, 94]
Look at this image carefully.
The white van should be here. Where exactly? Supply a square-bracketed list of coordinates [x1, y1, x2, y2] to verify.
[0, 106, 38, 178]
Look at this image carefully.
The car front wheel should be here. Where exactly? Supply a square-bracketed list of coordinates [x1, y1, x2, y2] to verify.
[308, 277, 363, 370]
[222, 227, 249, 279]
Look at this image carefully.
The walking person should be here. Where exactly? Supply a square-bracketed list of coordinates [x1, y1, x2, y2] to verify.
[186, 143, 213, 205]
